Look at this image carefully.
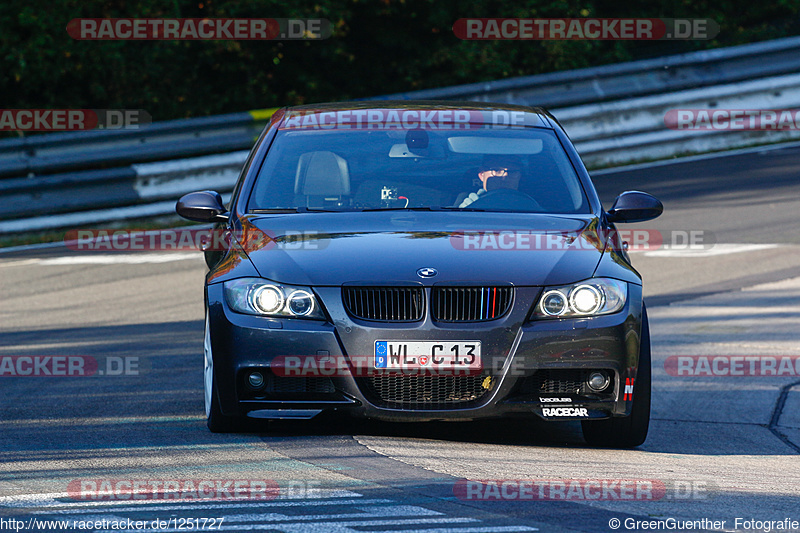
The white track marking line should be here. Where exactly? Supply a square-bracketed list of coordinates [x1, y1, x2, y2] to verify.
[95, 517, 483, 533]
[211, 504, 442, 522]
[38, 254, 200, 264]
[0, 259, 39, 268]
[1, 492, 367, 510]
[33, 498, 388, 514]
[24, 494, 538, 533]
[0, 415, 206, 428]
[636, 243, 779, 257]
[0, 254, 200, 266]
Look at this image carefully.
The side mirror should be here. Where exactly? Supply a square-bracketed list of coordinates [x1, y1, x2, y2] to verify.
[607, 191, 663, 223]
[176, 191, 229, 223]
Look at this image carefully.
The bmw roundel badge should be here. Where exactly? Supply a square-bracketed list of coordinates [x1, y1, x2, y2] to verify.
[417, 267, 438, 278]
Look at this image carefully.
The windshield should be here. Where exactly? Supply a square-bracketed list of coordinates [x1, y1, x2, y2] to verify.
[248, 126, 591, 214]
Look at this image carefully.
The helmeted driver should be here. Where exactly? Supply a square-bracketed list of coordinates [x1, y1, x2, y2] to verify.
[457, 156, 523, 208]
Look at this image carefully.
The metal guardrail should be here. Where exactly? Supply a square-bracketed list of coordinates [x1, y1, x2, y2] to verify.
[368, 36, 800, 107]
[0, 110, 273, 234]
[560, 72, 800, 168]
[3, 37, 800, 234]
[0, 110, 274, 178]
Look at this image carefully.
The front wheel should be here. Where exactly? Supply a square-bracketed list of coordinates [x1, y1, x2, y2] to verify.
[204, 314, 244, 433]
[581, 306, 651, 448]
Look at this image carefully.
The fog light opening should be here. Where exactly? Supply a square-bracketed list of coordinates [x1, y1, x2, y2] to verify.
[247, 371, 265, 389]
[587, 371, 610, 392]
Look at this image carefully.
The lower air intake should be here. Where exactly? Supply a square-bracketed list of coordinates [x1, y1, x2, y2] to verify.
[357, 373, 493, 409]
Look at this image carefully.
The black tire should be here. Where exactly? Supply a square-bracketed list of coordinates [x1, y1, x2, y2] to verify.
[581, 306, 651, 448]
[206, 373, 246, 433]
[204, 314, 245, 433]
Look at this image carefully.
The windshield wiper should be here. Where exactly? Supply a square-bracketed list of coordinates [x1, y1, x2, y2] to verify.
[250, 208, 303, 214]
[359, 206, 442, 212]
[439, 206, 490, 212]
[302, 207, 359, 212]
[250, 207, 355, 213]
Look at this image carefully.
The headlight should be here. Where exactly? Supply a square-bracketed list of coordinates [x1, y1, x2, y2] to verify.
[224, 278, 326, 319]
[534, 278, 627, 318]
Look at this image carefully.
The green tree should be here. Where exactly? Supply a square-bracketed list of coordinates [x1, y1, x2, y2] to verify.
[1, 0, 799, 127]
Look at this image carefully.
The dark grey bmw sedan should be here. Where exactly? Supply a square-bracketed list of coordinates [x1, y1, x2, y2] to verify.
[177, 101, 663, 447]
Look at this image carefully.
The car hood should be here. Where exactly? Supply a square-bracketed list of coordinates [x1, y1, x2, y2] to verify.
[239, 212, 607, 287]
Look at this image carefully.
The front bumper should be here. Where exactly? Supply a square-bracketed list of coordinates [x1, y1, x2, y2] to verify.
[206, 283, 644, 422]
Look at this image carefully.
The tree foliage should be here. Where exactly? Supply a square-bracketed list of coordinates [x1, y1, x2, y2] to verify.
[2, 0, 799, 123]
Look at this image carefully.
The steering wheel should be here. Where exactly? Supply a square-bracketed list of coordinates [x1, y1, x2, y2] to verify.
[468, 188, 542, 211]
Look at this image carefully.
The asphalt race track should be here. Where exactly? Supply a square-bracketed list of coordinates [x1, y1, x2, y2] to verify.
[1, 143, 800, 532]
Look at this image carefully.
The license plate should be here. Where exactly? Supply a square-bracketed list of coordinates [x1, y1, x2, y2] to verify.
[374, 341, 481, 370]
